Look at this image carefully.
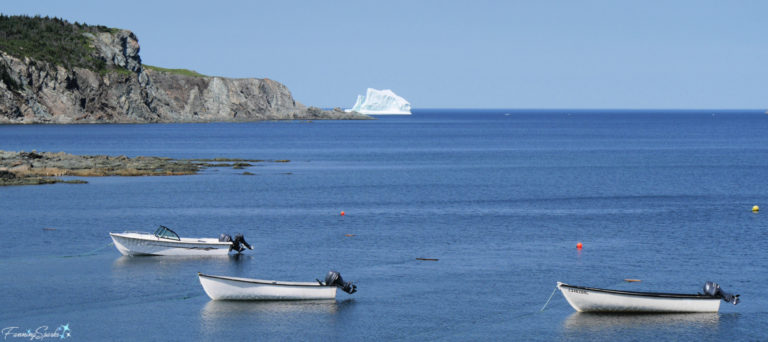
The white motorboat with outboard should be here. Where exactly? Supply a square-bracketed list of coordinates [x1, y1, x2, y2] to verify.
[198, 271, 357, 300]
[557, 281, 739, 313]
[110, 225, 252, 256]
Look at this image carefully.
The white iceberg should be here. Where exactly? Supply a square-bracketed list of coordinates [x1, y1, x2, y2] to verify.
[345, 88, 411, 115]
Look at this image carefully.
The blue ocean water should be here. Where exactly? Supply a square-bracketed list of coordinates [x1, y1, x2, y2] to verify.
[0, 109, 767, 341]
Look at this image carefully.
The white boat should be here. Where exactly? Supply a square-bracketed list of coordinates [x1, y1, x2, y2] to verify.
[557, 281, 739, 313]
[198, 271, 357, 301]
[109, 225, 252, 256]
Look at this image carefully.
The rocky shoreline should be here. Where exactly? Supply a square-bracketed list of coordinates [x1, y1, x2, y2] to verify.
[0, 150, 278, 186]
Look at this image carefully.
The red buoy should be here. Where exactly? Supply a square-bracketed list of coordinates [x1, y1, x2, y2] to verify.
[340, 211, 345, 216]
[576, 242, 583, 249]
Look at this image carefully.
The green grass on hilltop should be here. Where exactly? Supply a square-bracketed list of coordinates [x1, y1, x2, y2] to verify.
[0, 14, 116, 71]
[143, 65, 207, 77]
[0, 14, 207, 91]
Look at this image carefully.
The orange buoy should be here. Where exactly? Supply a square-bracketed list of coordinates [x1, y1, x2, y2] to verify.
[576, 242, 583, 249]
[340, 211, 345, 216]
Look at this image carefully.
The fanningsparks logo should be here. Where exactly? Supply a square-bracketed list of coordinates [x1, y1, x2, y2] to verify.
[1, 323, 71, 340]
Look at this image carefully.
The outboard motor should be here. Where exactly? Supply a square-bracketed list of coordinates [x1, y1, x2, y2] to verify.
[323, 270, 357, 294]
[219, 234, 232, 242]
[703, 281, 740, 305]
[230, 234, 253, 253]
[220, 233, 252, 253]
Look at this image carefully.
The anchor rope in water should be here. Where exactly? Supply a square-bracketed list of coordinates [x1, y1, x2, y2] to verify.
[0, 241, 116, 264]
[510, 285, 561, 319]
[540, 285, 559, 312]
[58, 242, 114, 258]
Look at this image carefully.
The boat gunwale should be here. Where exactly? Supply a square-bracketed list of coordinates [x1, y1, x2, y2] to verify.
[198, 273, 326, 287]
[109, 232, 232, 246]
[558, 282, 718, 300]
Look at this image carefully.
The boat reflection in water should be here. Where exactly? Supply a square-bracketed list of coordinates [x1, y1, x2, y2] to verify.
[199, 299, 355, 337]
[111, 254, 251, 294]
[563, 312, 720, 334]
[111, 254, 239, 271]
[202, 299, 342, 317]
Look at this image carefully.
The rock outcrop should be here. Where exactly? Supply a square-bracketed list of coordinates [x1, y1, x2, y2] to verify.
[0, 28, 367, 123]
[0, 150, 283, 186]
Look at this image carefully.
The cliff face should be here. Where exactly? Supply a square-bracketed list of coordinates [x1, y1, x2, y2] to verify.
[0, 29, 364, 123]
[145, 69, 313, 122]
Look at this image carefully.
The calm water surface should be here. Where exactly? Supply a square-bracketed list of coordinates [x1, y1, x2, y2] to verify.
[0, 110, 767, 341]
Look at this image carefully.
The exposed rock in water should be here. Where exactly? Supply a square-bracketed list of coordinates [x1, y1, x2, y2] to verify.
[0, 150, 280, 186]
[0, 20, 368, 123]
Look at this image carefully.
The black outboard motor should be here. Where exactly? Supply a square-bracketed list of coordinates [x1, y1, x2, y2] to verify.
[220, 233, 253, 253]
[703, 281, 740, 305]
[324, 270, 357, 294]
[230, 234, 253, 253]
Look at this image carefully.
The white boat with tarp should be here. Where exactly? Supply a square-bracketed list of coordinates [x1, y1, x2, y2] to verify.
[557, 281, 739, 313]
[198, 271, 357, 301]
[109, 225, 252, 256]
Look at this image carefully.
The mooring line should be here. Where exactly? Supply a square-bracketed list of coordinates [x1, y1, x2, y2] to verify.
[0, 241, 115, 264]
[509, 285, 561, 319]
[58, 242, 114, 258]
[540, 285, 559, 312]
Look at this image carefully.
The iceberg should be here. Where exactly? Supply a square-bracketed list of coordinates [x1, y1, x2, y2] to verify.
[345, 88, 411, 115]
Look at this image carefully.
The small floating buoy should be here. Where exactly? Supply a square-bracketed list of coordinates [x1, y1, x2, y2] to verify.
[753, 205, 759, 212]
[340, 211, 345, 216]
[344, 234, 355, 237]
[576, 242, 583, 249]
[416, 258, 439, 261]
[624, 279, 642, 282]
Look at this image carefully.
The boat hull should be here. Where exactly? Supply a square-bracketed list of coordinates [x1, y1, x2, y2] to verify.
[557, 282, 721, 313]
[110, 233, 231, 256]
[198, 273, 337, 301]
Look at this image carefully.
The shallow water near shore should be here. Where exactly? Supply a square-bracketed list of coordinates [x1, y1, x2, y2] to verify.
[1, 109, 767, 340]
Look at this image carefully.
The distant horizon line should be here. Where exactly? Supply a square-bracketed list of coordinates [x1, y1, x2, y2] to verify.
[327, 107, 766, 112]
[408, 107, 766, 111]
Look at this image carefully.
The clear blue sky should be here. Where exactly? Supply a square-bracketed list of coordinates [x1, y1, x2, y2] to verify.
[3, 1, 766, 109]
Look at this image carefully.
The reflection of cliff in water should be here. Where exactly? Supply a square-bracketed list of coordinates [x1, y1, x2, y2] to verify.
[199, 299, 356, 337]
[562, 312, 721, 334]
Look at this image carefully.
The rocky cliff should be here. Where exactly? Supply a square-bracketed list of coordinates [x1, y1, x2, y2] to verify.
[0, 20, 365, 123]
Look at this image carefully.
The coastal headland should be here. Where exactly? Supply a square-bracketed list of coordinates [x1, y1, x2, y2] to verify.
[0, 150, 278, 186]
[0, 15, 368, 123]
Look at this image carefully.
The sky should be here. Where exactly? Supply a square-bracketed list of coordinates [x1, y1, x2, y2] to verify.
[3, 1, 766, 109]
